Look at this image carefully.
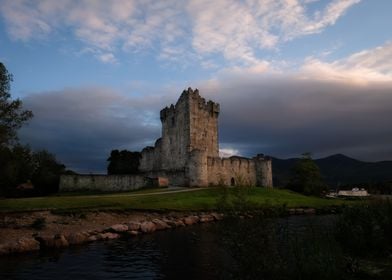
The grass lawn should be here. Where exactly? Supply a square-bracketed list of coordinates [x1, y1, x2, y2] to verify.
[0, 187, 355, 213]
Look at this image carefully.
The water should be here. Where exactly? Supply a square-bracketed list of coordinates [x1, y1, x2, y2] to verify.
[0, 216, 336, 280]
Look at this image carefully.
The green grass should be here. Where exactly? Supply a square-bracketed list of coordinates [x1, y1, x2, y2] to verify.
[53, 187, 169, 197]
[0, 187, 353, 213]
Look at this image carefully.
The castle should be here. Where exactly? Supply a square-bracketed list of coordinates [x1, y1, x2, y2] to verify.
[139, 87, 272, 187]
[60, 88, 272, 192]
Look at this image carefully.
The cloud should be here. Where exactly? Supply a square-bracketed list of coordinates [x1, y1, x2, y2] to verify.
[195, 42, 392, 161]
[219, 148, 239, 157]
[19, 77, 392, 173]
[19, 87, 166, 173]
[0, 0, 360, 66]
[300, 41, 392, 83]
[98, 52, 117, 64]
[17, 41, 392, 172]
[188, 0, 360, 65]
[197, 75, 392, 161]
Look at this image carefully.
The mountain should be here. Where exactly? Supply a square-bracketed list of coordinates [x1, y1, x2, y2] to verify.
[272, 154, 392, 187]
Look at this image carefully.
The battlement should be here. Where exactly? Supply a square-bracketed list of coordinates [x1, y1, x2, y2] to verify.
[160, 88, 219, 122]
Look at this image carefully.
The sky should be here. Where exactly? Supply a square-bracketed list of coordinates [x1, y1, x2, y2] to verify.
[1, 0, 392, 173]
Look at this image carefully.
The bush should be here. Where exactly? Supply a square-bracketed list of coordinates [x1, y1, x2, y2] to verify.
[335, 199, 392, 257]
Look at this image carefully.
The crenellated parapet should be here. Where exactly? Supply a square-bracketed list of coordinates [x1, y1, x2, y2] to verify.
[141, 87, 272, 188]
[61, 87, 273, 192]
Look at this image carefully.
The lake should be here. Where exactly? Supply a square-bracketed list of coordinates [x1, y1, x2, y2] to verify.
[0, 215, 358, 280]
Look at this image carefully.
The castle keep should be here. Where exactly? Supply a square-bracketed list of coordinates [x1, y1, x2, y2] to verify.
[60, 88, 272, 192]
[139, 88, 273, 187]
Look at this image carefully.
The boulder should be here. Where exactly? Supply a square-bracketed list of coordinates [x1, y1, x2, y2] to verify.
[152, 219, 170, 230]
[140, 221, 156, 233]
[127, 230, 139, 236]
[199, 214, 214, 223]
[36, 234, 69, 249]
[0, 238, 40, 255]
[0, 244, 10, 255]
[87, 235, 99, 242]
[109, 224, 128, 233]
[99, 232, 120, 240]
[304, 208, 316, 215]
[65, 232, 89, 245]
[127, 222, 141, 231]
[183, 216, 200, 225]
[211, 212, 224, 221]
[174, 220, 185, 227]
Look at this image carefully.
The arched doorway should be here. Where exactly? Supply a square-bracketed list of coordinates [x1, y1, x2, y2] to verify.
[230, 177, 235, 186]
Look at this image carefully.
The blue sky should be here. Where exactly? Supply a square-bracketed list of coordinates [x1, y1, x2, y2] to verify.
[1, 0, 392, 172]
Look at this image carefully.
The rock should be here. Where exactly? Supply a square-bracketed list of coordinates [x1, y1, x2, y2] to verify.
[211, 212, 224, 220]
[152, 219, 170, 230]
[295, 208, 304, 214]
[288, 209, 296, 215]
[99, 232, 120, 240]
[304, 208, 316, 215]
[166, 219, 185, 227]
[0, 238, 40, 255]
[127, 222, 141, 231]
[36, 234, 69, 249]
[199, 214, 214, 223]
[140, 221, 156, 233]
[109, 224, 129, 233]
[127, 230, 139, 236]
[52, 234, 69, 248]
[87, 235, 99, 242]
[0, 244, 10, 255]
[175, 220, 185, 227]
[165, 220, 177, 227]
[183, 216, 199, 225]
[65, 232, 89, 245]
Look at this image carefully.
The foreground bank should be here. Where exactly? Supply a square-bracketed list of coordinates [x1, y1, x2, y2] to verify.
[0, 210, 225, 255]
[0, 188, 356, 255]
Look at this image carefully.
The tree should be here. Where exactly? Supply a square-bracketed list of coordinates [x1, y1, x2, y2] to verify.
[31, 150, 66, 195]
[288, 153, 326, 196]
[0, 144, 35, 196]
[0, 62, 33, 145]
[107, 149, 141, 174]
[0, 63, 66, 197]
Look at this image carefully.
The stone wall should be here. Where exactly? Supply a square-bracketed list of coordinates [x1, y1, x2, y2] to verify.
[59, 175, 146, 192]
[206, 156, 257, 186]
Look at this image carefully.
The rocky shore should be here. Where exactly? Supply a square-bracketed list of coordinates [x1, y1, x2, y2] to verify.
[0, 207, 322, 255]
[0, 210, 223, 255]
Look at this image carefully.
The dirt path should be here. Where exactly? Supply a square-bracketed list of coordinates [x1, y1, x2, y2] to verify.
[91, 187, 205, 198]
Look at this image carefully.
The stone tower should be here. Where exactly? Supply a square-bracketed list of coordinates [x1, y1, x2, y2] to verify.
[61, 87, 273, 192]
[158, 88, 219, 171]
[139, 87, 273, 188]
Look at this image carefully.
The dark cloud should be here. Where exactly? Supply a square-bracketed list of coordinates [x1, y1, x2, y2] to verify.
[19, 87, 169, 173]
[200, 75, 392, 161]
[19, 77, 392, 173]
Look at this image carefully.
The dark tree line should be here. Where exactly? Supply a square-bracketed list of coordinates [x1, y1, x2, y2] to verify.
[287, 153, 327, 196]
[107, 150, 141, 175]
[0, 62, 66, 197]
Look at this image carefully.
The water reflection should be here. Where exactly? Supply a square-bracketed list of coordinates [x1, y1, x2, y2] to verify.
[0, 216, 335, 280]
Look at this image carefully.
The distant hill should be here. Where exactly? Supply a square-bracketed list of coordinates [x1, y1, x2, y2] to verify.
[272, 154, 392, 187]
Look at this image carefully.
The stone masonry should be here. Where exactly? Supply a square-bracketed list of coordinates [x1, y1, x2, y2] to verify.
[60, 87, 272, 191]
[139, 87, 273, 188]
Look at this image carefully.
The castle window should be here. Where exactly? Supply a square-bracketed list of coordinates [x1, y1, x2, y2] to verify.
[171, 117, 175, 126]
[230, 177, 235, 186]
